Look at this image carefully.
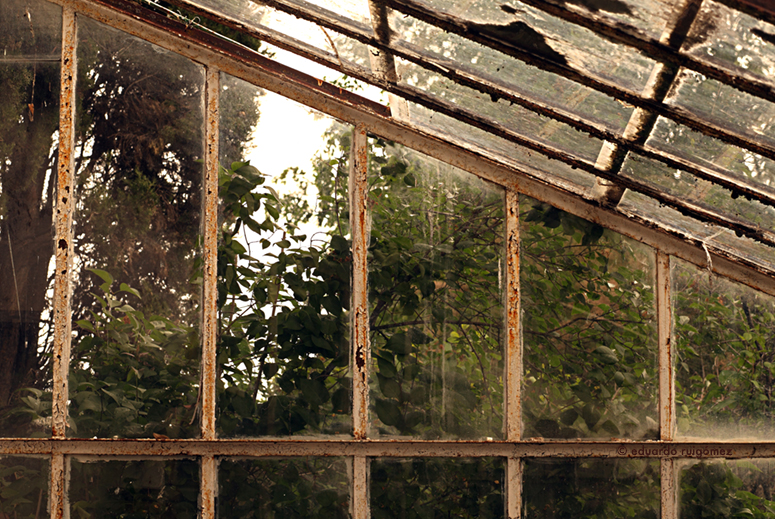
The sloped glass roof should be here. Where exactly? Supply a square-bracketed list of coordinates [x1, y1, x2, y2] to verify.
[149, 0, 775, 274]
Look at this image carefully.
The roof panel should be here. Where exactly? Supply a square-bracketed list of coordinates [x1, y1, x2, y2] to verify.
[666, 68, 775, 154]
[395, 58, 607, 163]
[390, 13, 636, 133]
[684, 0, 775, 88]
[402, 99, 599, 190]
[154, 0, 775, 271]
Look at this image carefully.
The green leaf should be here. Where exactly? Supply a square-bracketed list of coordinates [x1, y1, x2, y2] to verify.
[330, 235, 348, 253]
[119, 283, 141, 299]
[375, 399, 401, 427]
[88, 268, 113, 287]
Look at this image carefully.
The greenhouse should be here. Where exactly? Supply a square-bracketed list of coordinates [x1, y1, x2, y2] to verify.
[2, 0, 775, 516]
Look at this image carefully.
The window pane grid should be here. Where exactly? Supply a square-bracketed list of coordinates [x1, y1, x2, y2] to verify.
[4, 3, 775, 519]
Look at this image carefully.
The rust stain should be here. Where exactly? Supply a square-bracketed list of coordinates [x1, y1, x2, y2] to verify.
[200, 67, 220, 441]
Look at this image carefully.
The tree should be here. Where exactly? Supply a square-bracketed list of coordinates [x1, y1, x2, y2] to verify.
[0, 0, 262, 436]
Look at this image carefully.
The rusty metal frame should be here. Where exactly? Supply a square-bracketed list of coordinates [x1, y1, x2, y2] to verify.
[4, 1, 775, 518]
[5, 438, 775, 458]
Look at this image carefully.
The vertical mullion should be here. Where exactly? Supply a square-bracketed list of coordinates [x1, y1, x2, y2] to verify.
[350, 123, 370, 440]
[50, 453, 68, 519]
[201, 455, 218, 519]
[658, 251, 674, 441]
[200, 67, 220, 519]
[51, 8, 77, 518]
[349, 124, 370, 519]
[507, 457, 522, 519]
[201, 66, 219, 440]
[657, 251, 676, 519]
[352, 457, 370, 519]
[52, 4, 77, 440]
[505, 190, 522, 518]
[661, 459, 678, 519]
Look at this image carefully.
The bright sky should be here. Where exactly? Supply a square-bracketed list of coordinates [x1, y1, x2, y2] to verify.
[244, 46, 383, 180]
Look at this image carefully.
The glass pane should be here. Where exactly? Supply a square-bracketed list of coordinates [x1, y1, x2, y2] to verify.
[69, 458, 198, 518]
[646, 116, 775, 193]
[0, 456, 49, 517]
[0, 0, 61, 437]
[218, 457, 350, 518]
[680, 460, 775, 518]
[683, 0, 775, 88]
[620, 152, 775, 236]
[674, 257, 775, 440]
[217, 77, 352, 437]
[390, 14, 634, 134]
[398, 0, 657, 94]
[524, 458, 660, 518]
[187, 0, 371, 69]
[68, 17, 204, 439]
[368, 142, 504, 439]
[371, 458, 504, 519]
[521, 195, 658, 439]
[666, 68, 775, 152]
[395, 59, 606, 163]
[619, 190, 775, 273]
[403, 100, 598, 191]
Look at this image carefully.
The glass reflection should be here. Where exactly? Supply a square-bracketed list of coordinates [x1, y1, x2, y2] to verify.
[217, 78, 352, 437]
[0, 456, 49, 517]
[524, 458, 660, 518]
[69, 458, 198, 518]
[368, 142, 504, 439]
[371, 458, 504, 519]
[218, 457, 350, 518]
[521, 195, 658, 439]
[68, 17, 204, 439]
[674, 258, 775, 439]
[0, 0, 61, 437]
[680, 460, 775, 518]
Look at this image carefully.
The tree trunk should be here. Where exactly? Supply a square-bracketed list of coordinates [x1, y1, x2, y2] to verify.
[0, 66, 58, 418]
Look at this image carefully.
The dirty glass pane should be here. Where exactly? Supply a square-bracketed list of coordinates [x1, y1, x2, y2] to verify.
[683, 0, 775, 88]
[647, 116, 775, 193]
[0, 456, 48, 517]
[521, 194, 658, 440]
[0, 0, 61, 438]
[217, 76, 352, 437]
[674, 257, 775, 440]
[401, 0, 657, 94]
[620, 152, 775, 236]
[390, 13, 634, 134]
[395, 59, 606, 163]
[371, 458, 504, 519]
[368, 142, 504, 439]
[524, 458, 660, 518]
[404, 100, 598, 191]
[187, 0, 372, 69]
[680, 460, 775, 518]
[619, 190, 775, 274]
[68, 17, 204, 439]
[666, 68, 775, 152]
[69, 458, 198, 518]
[218, 457, 350, 518]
